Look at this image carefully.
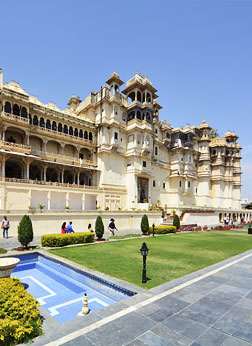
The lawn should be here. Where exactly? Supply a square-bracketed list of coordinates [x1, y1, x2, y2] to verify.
[48, 231, 252, 289]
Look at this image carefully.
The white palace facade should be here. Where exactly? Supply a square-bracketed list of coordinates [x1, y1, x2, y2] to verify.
[0, 69, 242, 213]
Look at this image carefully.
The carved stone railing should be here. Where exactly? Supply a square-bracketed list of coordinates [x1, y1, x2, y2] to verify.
[31, 150, 98, 168]
[0, 140, 31, 154]
[0, 177, 100, 189]
[1, 112, 29, 124]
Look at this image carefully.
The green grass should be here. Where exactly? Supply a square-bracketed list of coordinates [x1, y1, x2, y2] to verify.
[48, 231, 252, 289]
[109, 234, 142, 239]
[0, 248, 7, 254]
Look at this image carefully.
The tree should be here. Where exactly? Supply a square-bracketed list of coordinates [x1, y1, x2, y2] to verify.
[173, 214, 180, 230]
[95, 216, 104, 240]
[18, 215, 34, 248]
[141, 214, 149, 234]
[209, 128, 219, 139]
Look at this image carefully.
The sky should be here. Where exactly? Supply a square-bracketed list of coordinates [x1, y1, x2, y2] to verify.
[1, 0, 251, 198]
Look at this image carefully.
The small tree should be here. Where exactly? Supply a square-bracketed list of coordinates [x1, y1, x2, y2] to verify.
[95, 216, 104, 240]
[173, 214, 180, 230]
[141, 214, 149, 234]
[18, 215, 34, 248]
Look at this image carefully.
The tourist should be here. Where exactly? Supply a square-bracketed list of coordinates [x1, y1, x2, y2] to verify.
[1, 216, 10, 239]
[108, 218, 118, 237]
[66, 221, 75, 233]
[61, 222, 67, 233]
[88, 223, 94, 233]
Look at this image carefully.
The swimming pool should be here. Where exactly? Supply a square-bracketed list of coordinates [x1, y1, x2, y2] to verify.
[11, 253, 135, 324]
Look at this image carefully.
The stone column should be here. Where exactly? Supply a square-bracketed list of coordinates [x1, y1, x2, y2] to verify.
[43, 165, 47, 182]
[60, 143, 65, 155]
[61, 169, 64, 183]
[82, 193, 85, 210]
[66, 192, 69, 208]
[25, 131, 30, 146]
[47, 191, 51, 210]
[2, 126, 6, 141]
[1, 155, 6, 178]
[42, 139, 47, 152]
[77, 171, 80, 185]
[28, 190, 32, 208]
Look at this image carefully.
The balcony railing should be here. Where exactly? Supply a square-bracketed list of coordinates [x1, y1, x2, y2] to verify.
[31, 150, 98, 168]
[1, 112, 29, 124]
[0, 177, 100, 189]
[0, 140, 31, 154]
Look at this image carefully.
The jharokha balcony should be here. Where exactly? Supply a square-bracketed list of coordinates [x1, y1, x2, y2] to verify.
[31, 150, 98, 168]
[0, 140, 31, 154]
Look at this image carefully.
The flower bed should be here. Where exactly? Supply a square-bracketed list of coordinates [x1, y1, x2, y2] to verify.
[0, 278, 42, 345]
[41, 232, 95, 247]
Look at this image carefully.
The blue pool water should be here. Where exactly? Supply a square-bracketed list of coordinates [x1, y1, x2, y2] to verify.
[11, 253, 135, 324]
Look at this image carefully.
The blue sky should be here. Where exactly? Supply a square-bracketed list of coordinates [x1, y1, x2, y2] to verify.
[1, 0, 251, 198]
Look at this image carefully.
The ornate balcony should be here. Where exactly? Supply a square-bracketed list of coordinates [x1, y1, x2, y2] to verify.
[1, 112, 29, 125]
[31, 150, 98, 168]
[0, 140, 31, 154]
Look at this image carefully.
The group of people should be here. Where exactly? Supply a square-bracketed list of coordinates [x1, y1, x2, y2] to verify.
[60, 218, 118, 237]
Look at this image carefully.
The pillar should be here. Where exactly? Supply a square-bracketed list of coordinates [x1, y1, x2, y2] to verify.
[2, 126, 6, 141]
[82, 193, 85, 210]
[43, 166, 47, 182]
[47, 191, 51, 210]
[42, 139, 47, 152]
[66, 192, 69, 208]
[25, 131, 30, 145]
[60, 143, 65, 155]
[28, 189, 32, 208]
[26, 161, 30, 180]
[77, 171, 80, 185]
[61, 169, 64, 183]
[1, 155, 5, 178]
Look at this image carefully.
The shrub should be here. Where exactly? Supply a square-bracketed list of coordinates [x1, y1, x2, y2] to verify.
[18, 215, 34, 248]
[95, 216, 104, 240]
[41, 232, 95, 247]
[0, 278, 42, 345]
[149, 225, 176, 234]
[173, 214, 180, 229]
[141, 214, 149, 234]
[0, 248, 7, 254]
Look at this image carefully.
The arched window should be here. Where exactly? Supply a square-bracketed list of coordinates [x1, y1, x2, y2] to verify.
[79, 129, 83, 138]
[127, 111, 135, 121]
[146, 93, 152, 104]
[146, 112, 151, 122]
[137, 91, 142, 102]
[84, 131, 88, 139]
[137, 111, 141, 120]
[33, 115, 38, 126]
[21, 107, 27, 118]
[58, 123, 62, 133]
[127, 91, 135, 104]
[4, 102, 11, 113]
[74, 128, 78, 137]
[40, 117, 45, 127]
[29, 114, 32, 124]
[13, 104, 20, 116]
[64, 125, 68, 134]
[166, 132, 170, 138]
[69, 126, 73, 136]
[52, 121, 57, 131]
[89, 132, 93, 141]
[46, 119, 51, 129]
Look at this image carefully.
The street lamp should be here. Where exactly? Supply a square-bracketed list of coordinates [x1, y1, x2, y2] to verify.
[152, 223, 155, 237]
[140, 242, 149, 283]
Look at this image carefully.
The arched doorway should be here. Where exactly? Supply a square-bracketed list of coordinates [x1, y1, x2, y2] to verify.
[46, 167, 58, 182]
[5, 160, 23, 179]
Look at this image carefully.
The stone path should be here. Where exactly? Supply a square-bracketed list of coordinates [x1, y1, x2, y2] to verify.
[29, 250, 252, 346]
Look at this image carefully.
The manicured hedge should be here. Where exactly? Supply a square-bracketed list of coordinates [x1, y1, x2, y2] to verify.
[149, 225, 176, 234]
[0, 278, 42, 345]
[41, 232, 95, 247]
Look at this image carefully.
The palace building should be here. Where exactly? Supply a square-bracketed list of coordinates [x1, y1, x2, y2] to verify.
[0, 69, 242, 212]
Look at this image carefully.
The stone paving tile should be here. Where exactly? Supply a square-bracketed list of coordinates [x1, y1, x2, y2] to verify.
[146, 307, 175, 322]
[154, 295, 190, 313]
[193, 328, 230, 346]
[161, 314, 208, 340]
[95, 301, 128, 318]
[150, 324, 193, 346]
[62, 335, 95, 346]
[136, 302, 162, 317]
[138, 331, 175, 346]
[126, 339, 149, 346]
[236, 297, 252, 310]
[214, 311, 252, 342]
[195, 296, 233, 314]
[245, 291, 252, 300]
[206, 290, 243, 305]
[180, 305, 221, 326]
[86, 326, 135, 346]
[220, 335, 252, 346]
[215, 283, 250, 297]
[171, 291, 204, 304]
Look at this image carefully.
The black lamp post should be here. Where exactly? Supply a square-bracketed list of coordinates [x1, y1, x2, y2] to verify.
[140, 242, 149, 283]
[152, 223, 155, 237]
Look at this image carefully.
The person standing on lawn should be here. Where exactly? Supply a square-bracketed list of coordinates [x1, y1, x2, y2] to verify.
[108, 218, 118, 237]
[1, 216, 10, 239]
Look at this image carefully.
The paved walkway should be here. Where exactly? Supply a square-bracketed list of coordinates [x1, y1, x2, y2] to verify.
[28, 249, 252, 346]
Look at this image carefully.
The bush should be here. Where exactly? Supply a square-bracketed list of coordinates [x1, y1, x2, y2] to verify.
[141, 214, 149, 234]
[18, 215, 34, 248]
[0, 278, 42, 345]
[95, 216, 104, 239]
[173, 214, 180, 229]
[0, 248, 7, 254]
[41, 232, 95, 247]
[149, 225, 176, 234]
